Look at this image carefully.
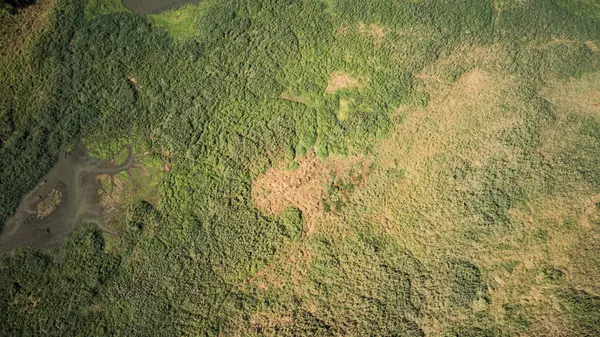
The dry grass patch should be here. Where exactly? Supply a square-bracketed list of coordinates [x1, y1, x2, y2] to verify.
[407, 68, 521, 172]
[416, 44, 508, 88]
[541, 71, 600, 118]
[334, 25, 349, 36]
[1, 0, 55, 54]
[357, 22, 385, 43]
[252, 153, 371, 235]
[325, 71, 363, 94]
[344, 66, 524, 266]
[464, 189, 600, 335]
[585, 40, 599, 52]
[346, 60, 542, 333]
[248, 313, 294, 335]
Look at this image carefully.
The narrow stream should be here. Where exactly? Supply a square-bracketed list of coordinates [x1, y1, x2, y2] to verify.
[0, 145, 134, 252]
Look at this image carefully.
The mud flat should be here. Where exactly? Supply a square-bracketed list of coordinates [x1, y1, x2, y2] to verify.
[0, 145, 133, 252]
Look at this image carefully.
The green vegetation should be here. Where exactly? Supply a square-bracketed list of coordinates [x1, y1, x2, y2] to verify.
[1, 0, 600, 335]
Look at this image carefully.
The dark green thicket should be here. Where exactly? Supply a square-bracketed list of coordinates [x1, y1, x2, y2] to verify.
[219, 230, 426, 336]
[0, 0, 84, 226]
[0, 225, 119, 336]
[446, 261, 488, 308]
[0, 0, 35, 14]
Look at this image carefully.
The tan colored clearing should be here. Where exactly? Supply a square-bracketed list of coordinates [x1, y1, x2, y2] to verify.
[251, 153, 370, 234]
[403, 68, 521, 172]
[334, 25, 349, 36]
[249, 313, 293, 334]
[367, 67, 520, 242]
[578, 194, 600, 230]
[415, 44, 508, 90]
[127, 75, 141, 90]
[280, 92, 306, 104]
[458, 68, 488, 93]
[356, 61, 534, 335]
[369, 24, 384, 39]
[358, 23, 384, 42]
[531, 36, 597, 52]
[36, 188, 61, 219]
[325, 71, 362, 94]
[585, 40, 599, 52]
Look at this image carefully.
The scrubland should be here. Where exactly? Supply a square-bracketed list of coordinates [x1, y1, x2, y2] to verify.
[1, 0, 600, 335]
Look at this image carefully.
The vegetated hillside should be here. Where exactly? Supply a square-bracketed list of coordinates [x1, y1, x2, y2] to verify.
[1, 0, 600, 335]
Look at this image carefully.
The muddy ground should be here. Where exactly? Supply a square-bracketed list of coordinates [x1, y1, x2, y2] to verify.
[0, 145, 133, 252]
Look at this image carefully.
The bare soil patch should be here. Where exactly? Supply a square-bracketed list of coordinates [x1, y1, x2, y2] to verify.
[325, 71, 362, 94]
[127, 75, 141, 90]
[585, 40, 599, 52]
[251, 153, 371, 234]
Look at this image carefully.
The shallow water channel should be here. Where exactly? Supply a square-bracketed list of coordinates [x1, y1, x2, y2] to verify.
[0, 145, 133, 252]
[122, 0, 201, 14]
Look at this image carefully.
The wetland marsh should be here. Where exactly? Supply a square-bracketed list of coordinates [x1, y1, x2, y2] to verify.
[0, 145, 133, 252]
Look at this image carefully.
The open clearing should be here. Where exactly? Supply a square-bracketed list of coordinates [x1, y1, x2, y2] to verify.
[252, 153, 371, 234]
[325, 71, 362, 94]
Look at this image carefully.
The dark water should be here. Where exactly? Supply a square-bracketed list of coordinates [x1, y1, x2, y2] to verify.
[122, 0, 201, 14]
[0, 145, 133, 252]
